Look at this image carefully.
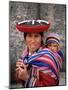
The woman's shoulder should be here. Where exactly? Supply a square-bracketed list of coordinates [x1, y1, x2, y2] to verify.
[42, 47, 52, 52]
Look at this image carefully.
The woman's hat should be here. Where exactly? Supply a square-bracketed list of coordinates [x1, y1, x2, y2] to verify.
[16, 20, 50, 33]
[46, 33, 60, 45]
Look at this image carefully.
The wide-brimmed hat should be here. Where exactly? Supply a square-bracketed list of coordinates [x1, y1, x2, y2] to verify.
[16, 20, 50, 33]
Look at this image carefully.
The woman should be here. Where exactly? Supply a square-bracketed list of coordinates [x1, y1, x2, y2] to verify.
[15, 20, 62, 87]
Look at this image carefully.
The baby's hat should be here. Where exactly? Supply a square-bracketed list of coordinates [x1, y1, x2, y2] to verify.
[46, 33, 60, 45]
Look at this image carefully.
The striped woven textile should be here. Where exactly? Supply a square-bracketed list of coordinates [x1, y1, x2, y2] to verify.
[21, 47, 62, 80]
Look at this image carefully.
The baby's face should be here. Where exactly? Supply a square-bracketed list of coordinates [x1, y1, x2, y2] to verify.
[47, 42, 58, 52]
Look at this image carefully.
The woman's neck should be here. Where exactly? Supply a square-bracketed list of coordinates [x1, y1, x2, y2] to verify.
[28, 46, 45, 55]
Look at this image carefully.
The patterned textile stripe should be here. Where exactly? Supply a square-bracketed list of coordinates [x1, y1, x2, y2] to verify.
[29, 67, 38, 87]
[37, 50, 59, 69]
[32, 68, 37, 86]
[36, 66, 54, 76]
[46, 38, 59, 45]
[43, 54, 60, 72]
[36, 67, 56, 79]
[55, 53, 62, 68]
[32, 63, 58, 79]
[23, 48, 61, 80]
[27, 50, 59, 71]
[29, 60, 59, 79]
[42, 48, 62, 68]
[31, 77, 37, 87]
[35, 55, 58, 74]
[26, 49, 58, 68]
[31, 53, 61, 78]
[32, 65, 52, 75]
[54, 53, 62, 70]
[43, 54, 59, 70]
[36, 59, 58, 75]
[28, 49, 58, 67]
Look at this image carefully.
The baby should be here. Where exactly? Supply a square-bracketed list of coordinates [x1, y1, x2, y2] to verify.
[45, 33, 63, 60]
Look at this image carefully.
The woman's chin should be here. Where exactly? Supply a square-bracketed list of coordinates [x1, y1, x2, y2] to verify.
[29, 48, 38, 52]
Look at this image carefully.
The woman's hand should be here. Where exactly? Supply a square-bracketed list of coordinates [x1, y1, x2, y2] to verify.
[15, 59, 29, 81]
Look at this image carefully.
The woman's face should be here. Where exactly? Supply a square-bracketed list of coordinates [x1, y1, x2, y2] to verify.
[25, 33, 43, 53]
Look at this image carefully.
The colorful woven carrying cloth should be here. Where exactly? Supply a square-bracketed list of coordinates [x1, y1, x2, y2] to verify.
[21, 47, 62, 80]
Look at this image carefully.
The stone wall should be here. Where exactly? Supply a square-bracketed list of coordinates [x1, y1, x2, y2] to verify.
[9, 1, 66, 83]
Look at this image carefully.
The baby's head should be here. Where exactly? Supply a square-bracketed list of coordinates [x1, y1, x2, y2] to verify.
[46, 33, 60, 52]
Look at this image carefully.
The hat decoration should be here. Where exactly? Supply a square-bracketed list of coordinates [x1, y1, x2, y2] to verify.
[16, 20, 50, 33]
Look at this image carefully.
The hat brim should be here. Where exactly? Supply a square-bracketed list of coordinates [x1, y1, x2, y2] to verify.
[16, 24, 50, 33]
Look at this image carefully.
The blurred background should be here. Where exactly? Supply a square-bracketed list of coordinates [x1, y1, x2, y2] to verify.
[9, 1, 66, 88]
